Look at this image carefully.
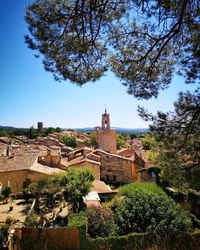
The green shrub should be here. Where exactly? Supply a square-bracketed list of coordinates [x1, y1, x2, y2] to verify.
[0, 223, 10, 249]
[68, 211, 86, 228]
[24, 213, 39, 227]
[87, 232, 149, 250]
[86, 231, 200, 250]
[112, 183, 192, 236]
[60, 135, 78, 148]
[1, 186, 12, 199]
[87, 206, 116, 238]
[5, 216, 13, 225]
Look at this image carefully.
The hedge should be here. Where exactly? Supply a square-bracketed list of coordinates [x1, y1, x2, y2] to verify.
[67, 212, 87, 250]
[86, 231, 200, 250]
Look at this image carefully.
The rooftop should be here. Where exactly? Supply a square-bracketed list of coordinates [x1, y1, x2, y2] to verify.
[0, 153, 38, 172]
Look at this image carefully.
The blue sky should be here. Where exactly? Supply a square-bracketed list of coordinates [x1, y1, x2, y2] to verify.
[0, 0, 197, 129]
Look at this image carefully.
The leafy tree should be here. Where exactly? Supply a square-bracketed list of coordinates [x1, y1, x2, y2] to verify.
[0, 130, 8, 137]
[25, 0, 199, 99]
[54, 168, 95, 213]
[87, 206, 116, 238]
[29, 126, 37, 139]
[85, 132, 97, 148]
[110, 183, 192, 236]
[28, 176, 61, 209]
[116, 133, 127, 150]
[60, 135, 78, 148]
[138, 89, 200, 191]
[55, 127, 62, 133]
[141, 133, 156, 150]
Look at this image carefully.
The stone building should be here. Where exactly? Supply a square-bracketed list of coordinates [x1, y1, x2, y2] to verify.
[0, 153, 64, 193]
[95, 110, 117, 154]
[37, 122, 43, 132]
[61, 146, 144, 185]
[95, 149, 137, 184]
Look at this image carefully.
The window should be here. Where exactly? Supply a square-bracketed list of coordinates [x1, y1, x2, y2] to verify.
[113, 175, 116, 181]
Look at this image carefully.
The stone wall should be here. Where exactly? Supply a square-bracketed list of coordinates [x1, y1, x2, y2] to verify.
[96, 129, 117, 154]
[96, 150, 137, 184]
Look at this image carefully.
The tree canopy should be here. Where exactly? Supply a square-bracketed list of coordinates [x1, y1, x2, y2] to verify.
[139, 89, 200, 191]
[109, 182, 192, 235]
[25, 0, 199, 99]
[60, 135, 78, 148]
[54, 168, 95, 212]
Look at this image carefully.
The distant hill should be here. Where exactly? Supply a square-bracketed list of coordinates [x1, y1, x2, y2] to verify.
[73, 127, 149, 133]
[0, 125, 149, 134]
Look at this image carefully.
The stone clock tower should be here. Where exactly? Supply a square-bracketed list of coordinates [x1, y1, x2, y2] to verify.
[95, 110, 117, 154]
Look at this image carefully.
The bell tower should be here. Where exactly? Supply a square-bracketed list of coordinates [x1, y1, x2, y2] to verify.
[95, 110, 117, 154]
[102, 109, 110, 130]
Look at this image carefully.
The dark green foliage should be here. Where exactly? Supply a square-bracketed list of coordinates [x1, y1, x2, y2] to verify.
[0, 126, 62, 138]
[25, 0, 199, 99]
[87, 232, 148, 250]
[87, 206, 116, 238]
[138, 89, 200, 191]
[24, 213, 39, 228]
[22, 188, 32, 202]
[0, 127, 29, 137]
[60, 135, 78, 148]
[110, 183, 192, 236]
[87, 231, 200, 250]
[1, 186, 12, 199]
[0, 224, 9, 249]
[29, 126, 37, 139]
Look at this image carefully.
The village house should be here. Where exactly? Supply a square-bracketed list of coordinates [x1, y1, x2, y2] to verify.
[0, 150, 64, 193]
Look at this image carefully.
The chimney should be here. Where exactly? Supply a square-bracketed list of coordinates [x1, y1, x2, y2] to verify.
[6, 147, 10, 157]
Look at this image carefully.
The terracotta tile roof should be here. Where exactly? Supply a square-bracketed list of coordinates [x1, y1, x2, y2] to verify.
[66, 156, 101, 168]
[30, 163, 65, 175]
[0, 153, 38, 172]
[95, 149, 134, 162]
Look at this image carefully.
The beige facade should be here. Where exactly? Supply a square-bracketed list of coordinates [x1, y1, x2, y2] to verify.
[0, 170, 29, 193]
[0, 167, 64, 193]
[38, 147, 61, 167]
[69, 159, 100, 180]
